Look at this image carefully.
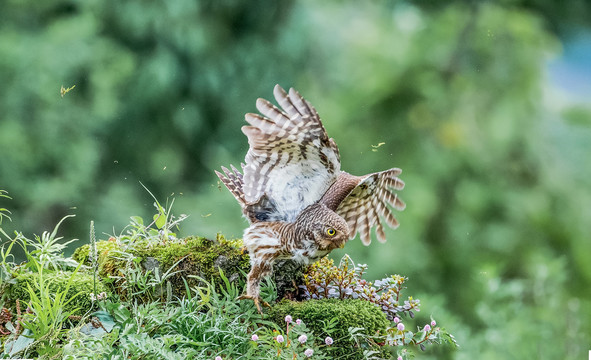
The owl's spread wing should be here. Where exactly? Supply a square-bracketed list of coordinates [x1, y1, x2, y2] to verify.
[241, 85, 341, 222]
[215, 165, 280, 223]
[335, 168, 405, 245]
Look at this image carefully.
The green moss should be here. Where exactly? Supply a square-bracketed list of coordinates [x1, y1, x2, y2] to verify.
[72, 244, 90, 263]
[270, 299, 390, 360]
[129, 235, 249, 297]
[72, 239, 121, 272]
[74, 235, 250, 301]
[7, 270, 108, 316]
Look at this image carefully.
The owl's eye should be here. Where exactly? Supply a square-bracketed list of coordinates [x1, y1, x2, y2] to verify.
[326, 228, 336, 236]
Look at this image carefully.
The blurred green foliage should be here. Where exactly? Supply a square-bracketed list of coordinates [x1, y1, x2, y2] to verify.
[1, 0, 590, 358]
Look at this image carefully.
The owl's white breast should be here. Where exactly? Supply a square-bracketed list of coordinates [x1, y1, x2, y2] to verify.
[266, 161, 335, 222]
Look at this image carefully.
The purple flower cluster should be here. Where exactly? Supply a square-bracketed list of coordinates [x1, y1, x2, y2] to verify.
[257, 315, 335, 357]
[387, 318, 442, 349]
[302, 256, 421, 320]
[89, 292, 107, 301]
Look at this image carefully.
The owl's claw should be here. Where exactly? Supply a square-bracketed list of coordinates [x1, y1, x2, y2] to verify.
[237, 294, 271, 314]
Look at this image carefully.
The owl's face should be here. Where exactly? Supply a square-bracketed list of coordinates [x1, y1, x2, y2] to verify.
[312, 219, 349, 251]
[296, 203, 350, 251]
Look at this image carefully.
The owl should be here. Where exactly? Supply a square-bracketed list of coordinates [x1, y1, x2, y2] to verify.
[216, 85, 405, 312]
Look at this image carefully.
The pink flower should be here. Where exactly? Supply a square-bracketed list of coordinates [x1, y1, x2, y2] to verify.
[397, 323, 405, 331]
[424, 324, 431, 332]
[431, 320, 436, 327]
[285, 315, 292, 324]
[276, 335, 285, 343]
[325, 336, 333, 345]
[304, 349, 314, 357]
[251, 334, 259, 341]
[296, 319, 302, 325]
[393, 317, 400, 323]
[397, 356, 403, 360]
[298, 334, 308, 344]
[215, 357, 222, 360]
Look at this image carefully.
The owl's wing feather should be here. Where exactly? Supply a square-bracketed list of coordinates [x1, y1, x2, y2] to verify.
[336, 168, 405, 245]
[215, 165, 246, 206]
[215, 164, 281, 223]
[241, 85, 341, 222]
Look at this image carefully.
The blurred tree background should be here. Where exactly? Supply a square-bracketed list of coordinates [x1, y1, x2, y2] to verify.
[1, 0, 590, 358]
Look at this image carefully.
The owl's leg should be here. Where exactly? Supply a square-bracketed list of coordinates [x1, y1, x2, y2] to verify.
[238, 261, 272, 314]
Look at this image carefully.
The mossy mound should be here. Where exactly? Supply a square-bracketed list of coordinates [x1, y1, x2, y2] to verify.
[270, 298, 390, 360]
[71, 238, 120, 272]
[73, 235, 250, 301]
[7, 270, 108, 316]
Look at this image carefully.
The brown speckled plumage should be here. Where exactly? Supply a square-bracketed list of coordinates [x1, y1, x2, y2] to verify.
[216, 85, 405, 312]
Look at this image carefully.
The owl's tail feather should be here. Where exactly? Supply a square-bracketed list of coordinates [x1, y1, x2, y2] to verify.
[215, 165, 247, 207]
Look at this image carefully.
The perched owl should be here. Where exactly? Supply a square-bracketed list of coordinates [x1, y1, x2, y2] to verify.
[216, 85, 405, 312]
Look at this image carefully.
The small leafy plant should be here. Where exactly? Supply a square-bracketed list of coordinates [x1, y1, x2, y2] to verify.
[17, 259, 84, 357]
[302, 255, 420, 320]
[0, 201, 98, 358]
[114, 183, 188, 247]
[14, 215, 79, 271]
[0, 190, 12, 226]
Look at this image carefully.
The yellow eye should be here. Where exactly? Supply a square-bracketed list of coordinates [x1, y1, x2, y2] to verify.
[326, 228, 336, 236]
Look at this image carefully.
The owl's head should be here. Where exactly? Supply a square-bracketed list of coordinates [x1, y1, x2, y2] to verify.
[297, 203, 350, 251]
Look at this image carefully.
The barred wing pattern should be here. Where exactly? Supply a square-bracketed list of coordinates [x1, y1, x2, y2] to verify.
[336, 168, 406, 245]
[215, 165, 246, 206]
[241, 85, 341, 222]
[215, 164, 279, 223]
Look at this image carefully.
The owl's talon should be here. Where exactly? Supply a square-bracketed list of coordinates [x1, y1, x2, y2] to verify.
[237, 295, 271, 314]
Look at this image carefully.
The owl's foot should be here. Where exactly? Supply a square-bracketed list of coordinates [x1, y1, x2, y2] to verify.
[237, 294, 271, 314]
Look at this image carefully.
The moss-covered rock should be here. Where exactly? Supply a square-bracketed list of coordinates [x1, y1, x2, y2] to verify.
[272, 259, 308, 301]
[73, 235, 250, 301]
[269, 298, 390, 360]
[7, 270, 108, 316]
[72, 237, 120, 267]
